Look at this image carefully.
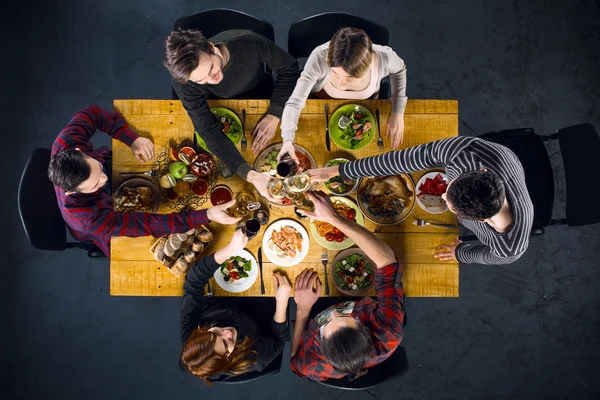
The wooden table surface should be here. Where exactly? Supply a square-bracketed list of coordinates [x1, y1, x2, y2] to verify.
[110, 99, 459, 297]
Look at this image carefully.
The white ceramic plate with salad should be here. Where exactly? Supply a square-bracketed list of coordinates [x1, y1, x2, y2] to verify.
[213, 249, 258, 293]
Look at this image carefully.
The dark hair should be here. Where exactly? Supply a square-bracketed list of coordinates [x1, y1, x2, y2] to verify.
[446, 170, 506, 220]
[164, 29, 213, 84]
[180, 326, 256, 384]
[48, 150, 91, 192]
[327, 27, 373, 78]
[321, 325, 372, 380]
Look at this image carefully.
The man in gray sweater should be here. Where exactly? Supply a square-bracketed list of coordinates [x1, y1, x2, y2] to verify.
[164, 29, 299, 198]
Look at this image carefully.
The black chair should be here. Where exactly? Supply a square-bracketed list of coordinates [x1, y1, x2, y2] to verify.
[172, 9, 275, 101]
[174, 9, 274, 42]
[212, 352, 283, 385]
[302, 295, 408, 390]
[288, 12, 391, 99]
[18, 148, 104, 258]
[471, 123, 600, 238]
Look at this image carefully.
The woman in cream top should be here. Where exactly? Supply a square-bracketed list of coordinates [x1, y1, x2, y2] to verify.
[278, 28, 407, 161]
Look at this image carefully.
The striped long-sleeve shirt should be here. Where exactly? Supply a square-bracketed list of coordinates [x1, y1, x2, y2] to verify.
[340, 137, 534, 265]
[51, 106, 210, 257]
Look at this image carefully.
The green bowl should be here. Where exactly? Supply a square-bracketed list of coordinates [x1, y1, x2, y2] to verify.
[195, 108, 243, 152]
[328, 104, 376, 151]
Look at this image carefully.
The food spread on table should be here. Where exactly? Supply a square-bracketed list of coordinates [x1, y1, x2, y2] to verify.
[149, 226, 214, 278]
[358, 175, 415, 224]
[333, 253, 375, 291]
[194, 108, 243, 151]
[329, 105, 376, 150]
[416, 173, 449, 211]
[260, 149, 313, 174]
[220, 256, 252, 283]
[115, 186, 155, 211]
[159, 146, 215, 201]
[210, 185, 233, 206]
[313, 200, 357, 242]
[324, 159, 358, 195]
[271, 225, 303, 258]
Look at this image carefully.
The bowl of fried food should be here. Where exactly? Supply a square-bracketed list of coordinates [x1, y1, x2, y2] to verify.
[357, 174, 415, 225]
[114, 177, 160, 212]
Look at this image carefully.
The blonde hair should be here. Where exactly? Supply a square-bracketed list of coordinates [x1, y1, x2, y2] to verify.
[327, 27, 373, 78]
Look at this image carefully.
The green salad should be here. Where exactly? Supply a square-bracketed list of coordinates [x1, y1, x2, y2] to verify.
[220, 256, 252, 283]
[325, 159, 357, 194]
[337, 109, 374, 149]
[194, 110, 242, 151]
[263, 150, 279, 170]
[333, 254, 374, 290]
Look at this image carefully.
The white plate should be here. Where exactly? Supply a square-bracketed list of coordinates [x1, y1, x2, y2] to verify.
[415, 172, 449, 214]
[310, 196, 364, 250]
[262, 219, 310, 266]
[213, 249, 258, 293]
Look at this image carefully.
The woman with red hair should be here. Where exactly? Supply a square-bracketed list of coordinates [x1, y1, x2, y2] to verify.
[180, 229, 291, 383]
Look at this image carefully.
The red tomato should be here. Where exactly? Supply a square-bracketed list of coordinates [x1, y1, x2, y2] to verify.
[344, 276, 353, 284]
[223, 121, 230, 133]
[346, 209, 356, 219]
[335, 233, 345, 242]
[325, 232, 335, 242]
[229, 271, 239, 280]
[332, 227, 341, 235]
[354, 112, 363, 120]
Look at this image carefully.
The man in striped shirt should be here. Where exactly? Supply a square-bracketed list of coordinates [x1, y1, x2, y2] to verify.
[308, 137, 534, 265]
[48, 106, 240, 257]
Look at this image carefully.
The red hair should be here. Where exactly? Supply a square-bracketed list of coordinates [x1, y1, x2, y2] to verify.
[180, 326, 256, 384]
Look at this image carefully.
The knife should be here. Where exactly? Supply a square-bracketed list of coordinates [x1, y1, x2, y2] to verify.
[258, 247, 265, 295]
[324, 103, 331, 151]
[206, 279, 213, 296]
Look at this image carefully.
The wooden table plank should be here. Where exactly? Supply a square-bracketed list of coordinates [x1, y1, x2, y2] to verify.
[110, 99, 459, 297]
[110, 260, 458, 298]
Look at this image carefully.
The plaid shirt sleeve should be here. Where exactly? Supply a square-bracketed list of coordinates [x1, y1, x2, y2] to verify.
[290, 263, 405, 381]
[52, 105, 138, 155]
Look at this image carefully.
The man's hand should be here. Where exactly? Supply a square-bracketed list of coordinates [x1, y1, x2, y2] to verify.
[276, 140, 299, 165]
[207, 200, 241, 225]
[297, 191, 339, 223]
[247, 170, 277, 202]
[386, 113, 405, 149]
[434, 238, 462, 261]
[215, 229, 248, 264]
[306, 165, 340, 184]
[293, 268, 321, 314]
[274, 273, 292, 306]
[252, 114, 280, 153]
[130, 137, 155, 163]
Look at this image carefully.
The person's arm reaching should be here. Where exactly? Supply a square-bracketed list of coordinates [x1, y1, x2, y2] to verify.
[69, 199, 240, 238]
[250, 35, 300, 153]
[290, 268, 321, 358]
[252, 273, 292, 371]
[307, 136, 475, 183]
[52, 105, 140, 155]
[382, 46, 408, 149]
[180, 230, 248, 343]
[174, 81, 254, 179]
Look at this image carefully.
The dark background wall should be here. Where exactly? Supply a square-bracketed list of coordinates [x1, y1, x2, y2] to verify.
[1, 1, 599, 399]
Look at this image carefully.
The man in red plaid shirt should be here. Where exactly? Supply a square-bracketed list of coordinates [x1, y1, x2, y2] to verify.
[291, 191, 406, 381]
[48, 105, 239, 257]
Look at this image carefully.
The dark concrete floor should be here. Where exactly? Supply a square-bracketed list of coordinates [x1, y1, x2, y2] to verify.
[2, 1, 600, 399]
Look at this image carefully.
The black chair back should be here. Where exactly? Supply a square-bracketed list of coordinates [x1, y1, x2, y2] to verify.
[557, 123, 600, 227]
[18, 148, 67, 251]
[479, 128, 554, 231]
[288, 12, 390, 59]
[315, 346, 408, 390]
[174, 9, 274, 41]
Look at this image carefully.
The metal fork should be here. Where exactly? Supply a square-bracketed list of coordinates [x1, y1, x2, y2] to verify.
[118, 170, 154, 177]
[321, 249, 330, 295]
[413, 218, 457, 229]
[241, 109, 247, 150]
[376, 109, 384, 152]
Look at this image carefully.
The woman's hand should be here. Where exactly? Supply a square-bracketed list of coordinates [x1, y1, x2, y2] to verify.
[274, 273, 292, 305]
[386, 113, 405, 149]
[276, 140, 299, 165]
[305, 165, 340, 184]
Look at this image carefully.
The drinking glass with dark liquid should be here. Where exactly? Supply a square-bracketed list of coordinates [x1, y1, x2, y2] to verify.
[239, 218, 261, 239]
[276, 154, 298, 177]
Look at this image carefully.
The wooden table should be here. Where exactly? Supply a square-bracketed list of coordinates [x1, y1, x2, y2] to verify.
[110, 99, 459, 297]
